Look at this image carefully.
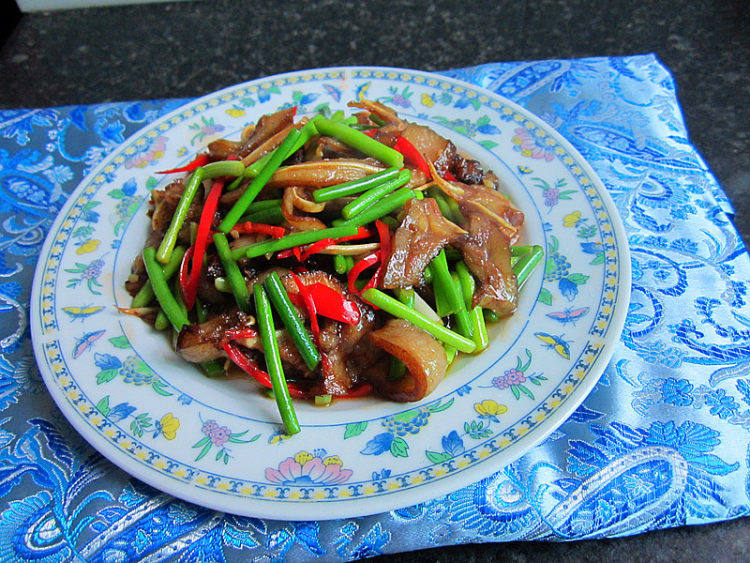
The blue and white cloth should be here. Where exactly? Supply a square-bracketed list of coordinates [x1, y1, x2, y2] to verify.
[1, 54, 748, 560]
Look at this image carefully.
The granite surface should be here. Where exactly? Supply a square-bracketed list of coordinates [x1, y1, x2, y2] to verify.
[1, 0, 749, 560]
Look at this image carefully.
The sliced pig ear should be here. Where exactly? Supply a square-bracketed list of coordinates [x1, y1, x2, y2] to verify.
[368, 319, 448, 402]
[348, 99, 407, 131]
[381, 197, 465, 290]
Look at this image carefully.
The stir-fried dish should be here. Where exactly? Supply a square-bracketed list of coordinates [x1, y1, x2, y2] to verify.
[123, 100, 543, 434]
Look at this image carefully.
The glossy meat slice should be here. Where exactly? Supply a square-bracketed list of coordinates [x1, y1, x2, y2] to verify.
[455, 211, 518, 317]
[428, 161, 524, 242]
[367, 319, 448, 402]
[267, 159, 386, 188]
[176, 309, 255, 363]
[238, 107, 296, 158]
[382, 197, 466, 289]
[401, 122, 449, 163]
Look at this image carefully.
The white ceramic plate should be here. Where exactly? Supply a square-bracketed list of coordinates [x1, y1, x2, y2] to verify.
[30, 67, 630, 520]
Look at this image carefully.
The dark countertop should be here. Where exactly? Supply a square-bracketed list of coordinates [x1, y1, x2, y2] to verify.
[2, 0, 748, 560]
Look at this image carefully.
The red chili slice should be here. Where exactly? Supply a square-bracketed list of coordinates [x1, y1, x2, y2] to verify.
[233, 222, 286, 238]
[222, 341, 307, 398]
[348, 252, 380, 294]
[290, 272, 320, 338]
[182, 180, 223, 309]
[305, 283, 360, 325]
[393, 136, 431, 177]
[157, 153, 210, 175]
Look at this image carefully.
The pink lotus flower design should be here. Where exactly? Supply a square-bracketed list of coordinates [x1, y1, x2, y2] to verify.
[511, 127, 556, 161]
[265, 451, 353, 485]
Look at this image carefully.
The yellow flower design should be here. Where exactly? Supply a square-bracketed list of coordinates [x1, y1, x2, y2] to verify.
[323, 455, 343, 466]
[563, 211, 582, 228]
[76, 239, 100, 255]
[226, 107, 245, 118]
[421, 93, 435, 107]
[474, 399, 508, 418]
[159, 413, 180, 440]
[294, 451, 314, 465]
[269, 432, 292, 445]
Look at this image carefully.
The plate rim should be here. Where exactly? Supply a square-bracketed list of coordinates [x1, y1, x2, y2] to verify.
[30, 65, 631, 520]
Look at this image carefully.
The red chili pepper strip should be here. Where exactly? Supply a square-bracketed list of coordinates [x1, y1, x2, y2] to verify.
[394, 136, 431, 177]
[363, 129, 431, 177]
[226, 154, 240, 161]
[444, 171, 457, 181]
[179, 244, 194, 302]
[359, 220, 392, 292]
[157, 153, 210, 175]
[375, 220, 391, 273]
[291, 272, 320, 337]
[222, 341, 307, 398]
[225, 328, 258, 340]
[233, 221, 286, 238]
[298, 238, 335, 261]
[348, 252, 380, 294]
[305, 283, 360, 324]
[183, 180, 224, 310]
[277, 227, 371, 262]
[276, 248, 294, 259]
[222, 341, 271, 385]
[287, 292, 304, 308]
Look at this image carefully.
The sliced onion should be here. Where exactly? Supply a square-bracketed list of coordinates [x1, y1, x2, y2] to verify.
[282, 187, 327, 231]
[290, 186, 325, 213]
[268, 159, 385, 188]
[317, 243, 380, 255]
[412, 292, 442, 324]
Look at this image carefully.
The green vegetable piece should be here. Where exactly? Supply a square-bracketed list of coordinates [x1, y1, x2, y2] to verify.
[511, 245, 533, 257]
[334, 254, 348, 274]
[219, 128, 302, 232]
[237, 205, 285, 225]
[454, 268, 487, 350]
[314, 117, 404, 168]
[484, 309, 500, 323]
[233, 225, 359, 261]
[312, 166, 400, 202]
[156, 168, 204, 264]
[131, 245, 185, 308]
[142, 247, 189, 331]
[336, 188, 416, 228]
[513, 245, 544, 289]
[200, 160, 245, 179]
[315, 394, 332, 406]
[254, 284, 301, 435]
[264, 272, 320, 371]
[213, 233, 251, 311]
[342, 169, 412, 219]
[154, 310, 169, 331]
[429, 250, 472, 342]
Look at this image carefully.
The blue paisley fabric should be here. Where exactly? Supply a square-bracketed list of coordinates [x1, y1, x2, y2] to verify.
[1, 54, 748, 560]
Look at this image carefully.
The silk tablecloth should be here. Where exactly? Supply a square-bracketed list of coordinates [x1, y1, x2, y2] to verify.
[1, 54, 749, 560]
